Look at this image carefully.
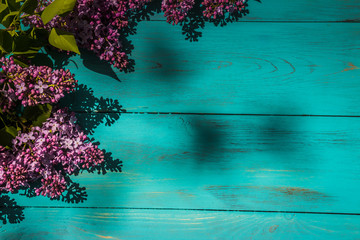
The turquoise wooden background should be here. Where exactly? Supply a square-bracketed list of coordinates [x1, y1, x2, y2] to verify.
[2, 0, 360, 239]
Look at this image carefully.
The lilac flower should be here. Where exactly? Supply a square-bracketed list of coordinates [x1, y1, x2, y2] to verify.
[16, 134, 29, 145]
[161, 0, 195, 25]
[73, 137, 82, 148]
[51, 122, 60, 132]
[62, 138, 73, 149]
[202, 0, 246, 20]
[16, 82, 26, 93]
[27, 132, 35, 141]
[0, 57, 77, 111]
[23, 0, 150, 70]
[35, 138, 45, 148]
[34, 81, 48, 94]
[1, 109, 104, 198]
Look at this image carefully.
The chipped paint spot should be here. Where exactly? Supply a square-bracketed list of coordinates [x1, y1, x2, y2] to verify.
[325, 62, 360, 77]
[92, 216, 120, 219]
[96, 235, 115, 239]
[74, 227, 120, 240]
[195, 217, 216, 220]
[178, 190, 195, 198]
[309, 225, 335, 233]
[275, 187, 327, 198]
[308, 64, 318, 73]
[269, 225, 279, 233]
[206, 60, 233, 70]
[343, 62, 359, 72]
[205, 186, 329, 203]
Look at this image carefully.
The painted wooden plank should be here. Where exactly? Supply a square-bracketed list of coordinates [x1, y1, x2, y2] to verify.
[1, 208, 360, 239]
[7, 114, 360, 214]
[58, 22, 360, 115]
[232, 0, 360, 21]
[148, 0, 360, 22]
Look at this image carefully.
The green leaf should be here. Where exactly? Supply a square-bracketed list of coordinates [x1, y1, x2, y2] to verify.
[12, 49, 39, 57]
[48, 28, 79, 54]
[0, 126, 17, 147]
[19, 0, 37, 14]
[41, 0, 76, 25]
[0, 3, 9, 22]
[13, 57, 28, 67]
[12, 34, 43, 57]
[0, 3, 7, 13]
[30, 28, 49, 45]
[0, 29, 13, 53]
[1, 11, 18, 27]
[23, 104, 52, 127]
[6, 0, 20, 11]
[5, 125, 17, 137]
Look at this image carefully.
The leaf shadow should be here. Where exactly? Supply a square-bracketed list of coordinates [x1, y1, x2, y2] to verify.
[79, 49, 121, 81]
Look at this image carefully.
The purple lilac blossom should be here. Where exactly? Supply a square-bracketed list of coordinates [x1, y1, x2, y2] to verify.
[23, 0, 150, 70]
[0, 109, 104, 198]
[202, 0, 246, 19]
[0, 57, 77, 112]
[161, 0, 195, 25]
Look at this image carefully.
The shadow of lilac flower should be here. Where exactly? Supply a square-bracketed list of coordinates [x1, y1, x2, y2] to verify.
[55, 84, 124, 202]
[0, 194, 25, 224]
[179, 0, 255, 42]
[59, 84, 125, 135]
[59, 182, 88, 204]
[85, 148, 123, 175]
[18, 179, 89, 204]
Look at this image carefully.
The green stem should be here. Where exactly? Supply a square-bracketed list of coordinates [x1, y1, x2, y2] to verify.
[0, 115, 7, 127]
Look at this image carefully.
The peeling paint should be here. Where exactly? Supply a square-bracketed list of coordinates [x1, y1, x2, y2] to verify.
[269, 225, 279, 233]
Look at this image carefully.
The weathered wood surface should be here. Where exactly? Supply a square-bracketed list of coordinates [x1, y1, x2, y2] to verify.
[149, 0, 360, 22]
[3, 1, 360, 239]
[7, 114, 360, 214]
[61, 21, 360, 115]
[242, 0, 360, 21]
[2, 208, 360, 239]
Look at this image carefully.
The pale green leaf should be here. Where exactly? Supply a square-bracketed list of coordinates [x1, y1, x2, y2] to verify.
[48, 28, 80, 54]
[41, 0, 76, 25]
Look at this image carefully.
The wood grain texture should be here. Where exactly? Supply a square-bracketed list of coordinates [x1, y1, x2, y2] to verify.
[1, 208, 360, 240]
[61, 22, 360, 115]
[7, 1, 360, 238]
[243, 0, 360, 22]
[149, 0, 360, 22]
[7, 114, 360, 214]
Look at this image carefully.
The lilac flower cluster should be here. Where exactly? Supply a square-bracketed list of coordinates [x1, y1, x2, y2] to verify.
[0, 57, 77, 112]
[202, 0, 246, 19]
[23, 0, 150, 70]
[161, 0, 195, 25]
[0, 109, 104, 198]
[22, 0, 248, 69]
[161, 0, 246, 24]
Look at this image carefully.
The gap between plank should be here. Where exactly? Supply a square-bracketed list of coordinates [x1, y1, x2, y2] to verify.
[6, 206, 360, 216]
[149, 19, 360, 23]
[76, 111, 360, 118]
